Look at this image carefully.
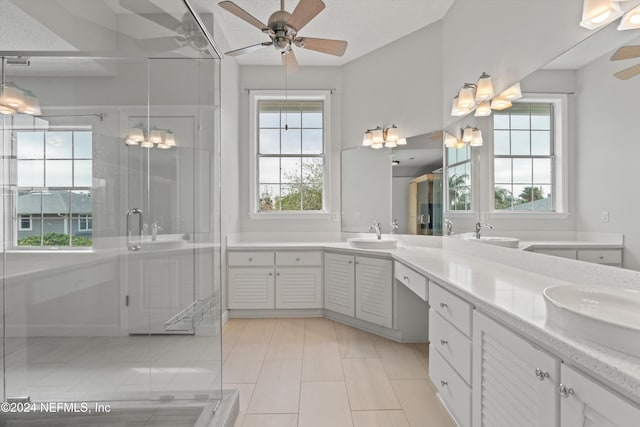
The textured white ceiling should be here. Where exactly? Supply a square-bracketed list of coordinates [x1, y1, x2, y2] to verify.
[209, 0, 455, 66]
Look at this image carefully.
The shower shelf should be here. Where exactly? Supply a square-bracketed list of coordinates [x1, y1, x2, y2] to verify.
[164, 294, 217, 332]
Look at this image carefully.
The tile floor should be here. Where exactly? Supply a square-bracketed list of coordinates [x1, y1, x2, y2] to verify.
[223, 317, 456, 427]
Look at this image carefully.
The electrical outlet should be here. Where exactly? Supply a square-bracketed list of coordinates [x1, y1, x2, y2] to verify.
[601, 211, 609, 223]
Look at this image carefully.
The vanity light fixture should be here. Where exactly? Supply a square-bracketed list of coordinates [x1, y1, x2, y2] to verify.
[490, 95, 512, 110]
[475, 101, 492, 117]
[457, 84, 477, 110]
[580, 0, 622, 29]
[462, 126, 474, 143]
[362, 124, 406, 149]
[470, 128, 484, 147]
[0, 57, 42, 116]
[475, 72, 494, 101]
[499, 82, 522, 101]
[444, 132, 458, 148]
[125, 124, 177, 149]
[451, 72, 498, 117]
[618, 4, 640, 29]
[451, 95, 471, 116]
[443, 127, 483, 149]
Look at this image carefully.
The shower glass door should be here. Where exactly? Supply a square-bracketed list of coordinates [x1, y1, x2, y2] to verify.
[1, 0, 222, 423]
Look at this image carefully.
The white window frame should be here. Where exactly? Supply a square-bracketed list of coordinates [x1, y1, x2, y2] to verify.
[445, 144, 474, 215]
[249, 90, 332, 220]
[78, 215, 92, 231]
[489, 93, 569, 219]
[19, 215, 33, 231]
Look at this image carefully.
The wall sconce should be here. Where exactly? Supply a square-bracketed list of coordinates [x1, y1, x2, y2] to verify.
[362, 124, 406, 149]
[450, 72, 524, 117]
[580, 0, 622, 29]
[126, 124, 177, 149]
[475, 101, 492, 117]
[443, 126, 483, 149]
[0, 59, 41, 116]
[490, 96, 512, 111]
[499, 82, 522, 101]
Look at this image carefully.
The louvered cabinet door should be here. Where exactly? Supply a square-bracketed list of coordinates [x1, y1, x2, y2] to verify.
[275, 267, 322, 309]
[561, 364, 640, 427]
[355, 256, 393, 328]
[473, 311, 560, 427]
[228, 268, 275, 309]
[324, 252, 355, 316]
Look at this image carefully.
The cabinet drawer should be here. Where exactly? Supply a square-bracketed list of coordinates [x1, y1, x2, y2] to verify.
[276, 251, 322, 266]
[429, 282, 472, 336]
[430, 345, 471, 427]
[535, 249, 577, 260]
[577, 249, 622, 265]
[430, 310, 471, 384]
[394, 261, 427, 301]
[228, 251, 274, 266]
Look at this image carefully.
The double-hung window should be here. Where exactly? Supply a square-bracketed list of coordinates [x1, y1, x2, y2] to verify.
[15, 129, 93, 247]
[493, 101, 557, 212]
[446, 144, 472, 211]
[252, 91, 330, 215]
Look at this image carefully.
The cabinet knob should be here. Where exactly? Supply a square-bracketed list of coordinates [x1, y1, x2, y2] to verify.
[277, 272, 280, 276]
[535, 368, 549, 381]
[348, 260, 353, 264]
[440, 380, 448, 387]
[355, 261, 359, 265]
[248, 257, 253, 262]
[403, 275, 410, 282]
[558, 384, 574, 398]
[296, 257, 300, 261]
[439, 302, 448, 308]
[268, 272, 273, 276]
[440, 339, 448, 346]
[599, 256, 604, 260]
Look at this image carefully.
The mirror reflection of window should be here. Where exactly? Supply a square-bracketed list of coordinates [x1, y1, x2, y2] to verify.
[446, 145, 471, 211]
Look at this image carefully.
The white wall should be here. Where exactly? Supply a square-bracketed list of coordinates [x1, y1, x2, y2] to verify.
[341, 21, 444, 151]
[237, 65, 342, 233]
[575, 39, 640, 270]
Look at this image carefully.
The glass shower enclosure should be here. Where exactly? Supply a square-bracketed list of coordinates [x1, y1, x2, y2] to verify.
[1, 0, 223, 425]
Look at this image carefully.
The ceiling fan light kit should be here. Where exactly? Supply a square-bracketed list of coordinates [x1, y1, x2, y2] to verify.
[218, 0, 348, 73]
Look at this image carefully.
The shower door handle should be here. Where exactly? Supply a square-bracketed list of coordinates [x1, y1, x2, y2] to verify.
[127, 208, 143, 251]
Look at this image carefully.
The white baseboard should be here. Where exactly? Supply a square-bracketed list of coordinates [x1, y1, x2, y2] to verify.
[5, 324, 121, 337]
[228, 309, 324, 319]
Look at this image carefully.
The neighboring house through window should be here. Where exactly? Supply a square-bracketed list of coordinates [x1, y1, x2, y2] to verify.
[250, 90, 331, 216]
[16, 129, 93, 247]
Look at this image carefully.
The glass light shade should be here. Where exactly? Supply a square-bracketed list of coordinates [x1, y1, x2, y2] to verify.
[371, 142, 384, 149]
[451, 96, 468, 117]
[580, 0, 622, 29]
[362, 131, 373, 146]
[125, 138, 139, 146]
[454, 140, 466, 149]
[21, 93, 41, 115]
[444, 132, 458, 148]
[1, 85, 25, 109]
[618, 5, 640, 30]
[128, 127, 145, 142]
[384, 140, 397, 148]
[462, 126, 474, 143]
[491, 96, 512, 110]
[164, 131, 176, 147]
[397, 137, 407, 145]
[457, 86, 476, 110]
[372, 128, 384, 144]
[0, 103, 15, 115]
[157, 143, 171, 149]
[475, 101, 492, 117]
[501, 82, 522, 100]
[475, 73, 494, 101]
[140, 140, 154, 148]
[149, 129, 164, 144]
[470, 129, 483, 147]
[386, 125, 399, 142]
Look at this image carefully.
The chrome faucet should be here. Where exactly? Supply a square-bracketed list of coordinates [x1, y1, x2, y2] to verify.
[391, 219, 399, 234]
[151, 221, 163, 241]
[368, 220, 382, 240]
[444, 219, 454, 236]
[475, 221, 494, 239]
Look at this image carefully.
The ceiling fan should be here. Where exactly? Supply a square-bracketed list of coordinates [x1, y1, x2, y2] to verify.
[218, 0, 348, 73]
[119, 0, 209, 52]
[610, 45, 640, 79]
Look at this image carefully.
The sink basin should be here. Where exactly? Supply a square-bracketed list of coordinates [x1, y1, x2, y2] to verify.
[474, 236, 520, 248]
[347, 238, 398, 249]
[543, 286, 640, 357]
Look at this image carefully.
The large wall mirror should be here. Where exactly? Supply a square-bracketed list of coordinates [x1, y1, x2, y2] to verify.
[341, 133, 443, 235]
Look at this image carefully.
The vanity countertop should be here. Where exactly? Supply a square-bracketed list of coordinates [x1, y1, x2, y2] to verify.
[519, 240, 624, 250]
[226, 237, 640, 402]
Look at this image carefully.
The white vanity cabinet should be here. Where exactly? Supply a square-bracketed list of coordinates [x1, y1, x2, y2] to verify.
[275, 251, 322, 309]
[560, 365, 640, 427]
[227, 251, 276, 309]
[529, 248, 622, 267]
[428, 282, 473, 427]
[324, 252, 392, 328]
[473, 311, 560, 427]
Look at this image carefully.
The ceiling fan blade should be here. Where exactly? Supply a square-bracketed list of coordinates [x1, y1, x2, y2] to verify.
[218, 1, 268, 31]
[137, 36, 185, 52]
[282, 50, 300, 74]
[119, 0, 182, 31]
[226, 42, 273, 56]
[287, 0, 325, 32]
[614, 64, 640, 80]
[294, 37, 347, 56]
[610, 46, 640, 61]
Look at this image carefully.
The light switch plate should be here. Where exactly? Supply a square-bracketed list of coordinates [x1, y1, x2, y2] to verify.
[601, 211, 609, 223]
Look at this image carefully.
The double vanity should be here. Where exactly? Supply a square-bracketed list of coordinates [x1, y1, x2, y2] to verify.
[226, 233, 640, 427]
